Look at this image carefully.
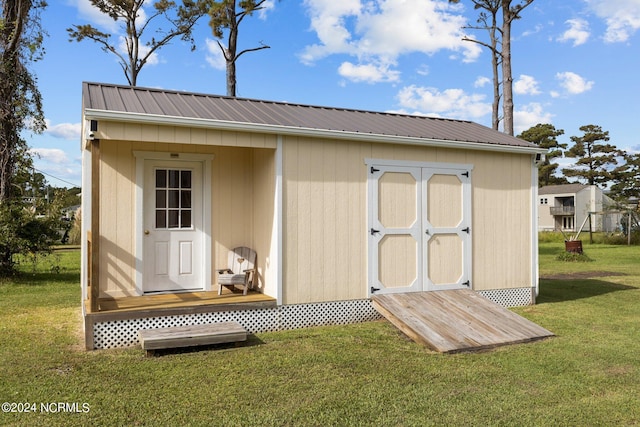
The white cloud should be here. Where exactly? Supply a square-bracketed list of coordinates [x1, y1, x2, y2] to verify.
[555, 71, 594, 95]
[258, 0, 276, 19]
[514, 74, 541, 95]
[300, 0, 481, 68]
[585, 0, 640, 43]
[300, 0, 361, 64]
[205, 39, 226, 70]
[557, 19, 590, 46]
[72, 0, 119, 32]
[514, 103, 553, 135]
[30, 148, 70, 164]
[522, 24, 543, 38]
[338, 61, 400, 83]
[396, 85, 491, 121]
[45, 121, 81, 140]
[416, 64, 430, 76]
[29, 148, 82, 186]
[474, 76, 490, 88]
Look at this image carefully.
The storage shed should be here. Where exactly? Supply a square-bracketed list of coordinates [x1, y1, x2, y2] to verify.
[80, 82, 546, 350]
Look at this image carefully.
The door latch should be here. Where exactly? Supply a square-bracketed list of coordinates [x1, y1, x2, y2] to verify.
[370, 228, 380, 235]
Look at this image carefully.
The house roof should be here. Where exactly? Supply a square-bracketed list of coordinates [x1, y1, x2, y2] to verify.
[539, 184, 589, 195]
[83, 82, 544, 154]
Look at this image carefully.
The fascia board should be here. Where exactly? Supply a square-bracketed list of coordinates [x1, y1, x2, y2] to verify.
[84, 108, 547, 155]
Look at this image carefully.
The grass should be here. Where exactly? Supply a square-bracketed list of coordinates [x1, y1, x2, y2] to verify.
[1, 243, 639, 426]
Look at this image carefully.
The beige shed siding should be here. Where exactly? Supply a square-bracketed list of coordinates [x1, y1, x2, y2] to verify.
[471, 151, 532, 290]
[282, 137, 532, 304]
[99, 140, 136, 297]
[94, 121, 277, 148]
[282, 137, 368, 305]
[251, 148, 276, 294]
[98, 138, 274, 297]
[97, 140, 144, 296]
[95, 119, 532, 302]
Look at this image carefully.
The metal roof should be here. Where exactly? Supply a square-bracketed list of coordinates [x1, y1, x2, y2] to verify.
[83, 82, 543, 153]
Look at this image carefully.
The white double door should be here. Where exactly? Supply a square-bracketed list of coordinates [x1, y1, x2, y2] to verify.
[142, 159, 205, 293]
[368, 163, 472, 295]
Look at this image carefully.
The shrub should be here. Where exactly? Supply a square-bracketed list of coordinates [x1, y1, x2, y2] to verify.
[0, 200, 64, 276]
[556, 250, 593, 262]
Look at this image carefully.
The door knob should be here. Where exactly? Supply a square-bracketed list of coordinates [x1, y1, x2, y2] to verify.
[144, 230, 150, 235]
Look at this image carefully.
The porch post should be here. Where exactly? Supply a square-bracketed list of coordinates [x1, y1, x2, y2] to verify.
[90, 139, 100, 313]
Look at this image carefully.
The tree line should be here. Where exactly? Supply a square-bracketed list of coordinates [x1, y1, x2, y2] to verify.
[519, 123, 639, 201]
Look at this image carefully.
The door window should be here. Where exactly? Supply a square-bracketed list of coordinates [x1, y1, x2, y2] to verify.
[155, 169, 192, 229]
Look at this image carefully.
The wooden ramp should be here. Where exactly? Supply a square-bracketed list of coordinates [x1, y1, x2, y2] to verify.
[372, 290, 553, 353]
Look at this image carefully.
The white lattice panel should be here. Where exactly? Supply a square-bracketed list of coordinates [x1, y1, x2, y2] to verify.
[478, 287, 533, 307]
[92, 300, 382, 349]
[280, 300, 382, 330]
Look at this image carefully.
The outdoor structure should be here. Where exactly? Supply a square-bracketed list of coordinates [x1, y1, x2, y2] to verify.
[80, 82, 546, 350]
[538, 184, 622, 233]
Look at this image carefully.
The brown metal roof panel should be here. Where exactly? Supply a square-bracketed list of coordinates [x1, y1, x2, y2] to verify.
[82, 82, 540, 150]
[255, 101, 311, 127]
[230, 98, 278, 124]
[162, 91, 206, 118]
[119, 87, 148, 114]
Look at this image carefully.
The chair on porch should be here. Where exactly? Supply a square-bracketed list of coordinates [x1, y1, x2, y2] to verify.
[217, 247, 257, 296]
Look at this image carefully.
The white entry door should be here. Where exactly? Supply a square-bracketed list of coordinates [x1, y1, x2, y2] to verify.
[143, 160, 204, 293]
[368, 162, 472, 296]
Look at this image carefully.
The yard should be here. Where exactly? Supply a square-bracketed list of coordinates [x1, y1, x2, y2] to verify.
[0, 242, 639, 426]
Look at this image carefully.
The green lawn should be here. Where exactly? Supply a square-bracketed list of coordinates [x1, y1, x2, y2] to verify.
[1, 242, 639, 426]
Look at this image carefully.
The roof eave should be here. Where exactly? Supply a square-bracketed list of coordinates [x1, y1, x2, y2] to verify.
[84, 109, 547, 155]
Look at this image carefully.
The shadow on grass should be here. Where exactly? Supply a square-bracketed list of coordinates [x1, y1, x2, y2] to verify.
[538, 279, 635, 304]
[539, 245, 565, 256]
[5, 271, 80, 286]
[144, 334, 266, 357]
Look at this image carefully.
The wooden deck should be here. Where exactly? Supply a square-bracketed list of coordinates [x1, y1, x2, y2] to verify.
[83, 290, 276, 351]
[91, 290, 275, 314]
[372, 290, 553, 353]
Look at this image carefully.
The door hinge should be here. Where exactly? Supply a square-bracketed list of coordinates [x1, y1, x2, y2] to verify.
[462, 227, 470, 234]
[370, 228, 380, 235]
[370, 166, 380, 174]
[462, 280, 470, 287]
[371, 286, 380, 294]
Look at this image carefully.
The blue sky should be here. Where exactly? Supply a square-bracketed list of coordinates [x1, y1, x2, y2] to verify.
[29, 0, 640, 188]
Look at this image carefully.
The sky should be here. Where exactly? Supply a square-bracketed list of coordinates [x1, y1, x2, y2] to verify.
[27, 0, 640, 188]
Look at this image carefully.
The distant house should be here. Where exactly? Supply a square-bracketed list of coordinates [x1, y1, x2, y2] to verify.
[80, 82, 547, 350]
[538, 184, 621, 233]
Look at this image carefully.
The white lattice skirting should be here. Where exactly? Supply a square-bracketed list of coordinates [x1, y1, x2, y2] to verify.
[90, 288, 534, 349]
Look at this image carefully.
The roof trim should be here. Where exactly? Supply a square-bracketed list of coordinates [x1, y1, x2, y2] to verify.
[85, 108, 546, 155]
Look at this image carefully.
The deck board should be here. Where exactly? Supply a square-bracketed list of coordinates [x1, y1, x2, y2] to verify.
[93, 290, 275, 313]
[372, 290, 553, 353]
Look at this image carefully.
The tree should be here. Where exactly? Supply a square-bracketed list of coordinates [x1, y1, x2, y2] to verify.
[450, 0, 534, 135]
[1, 1, 69, 274]
[609, 153, 640, 202]
[67, 1, 207, 86]
[0, 0, 46, 201]
[207, 0, 272, 97]
[562, 125, 621, 187]
[518, 123, 566, 186]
